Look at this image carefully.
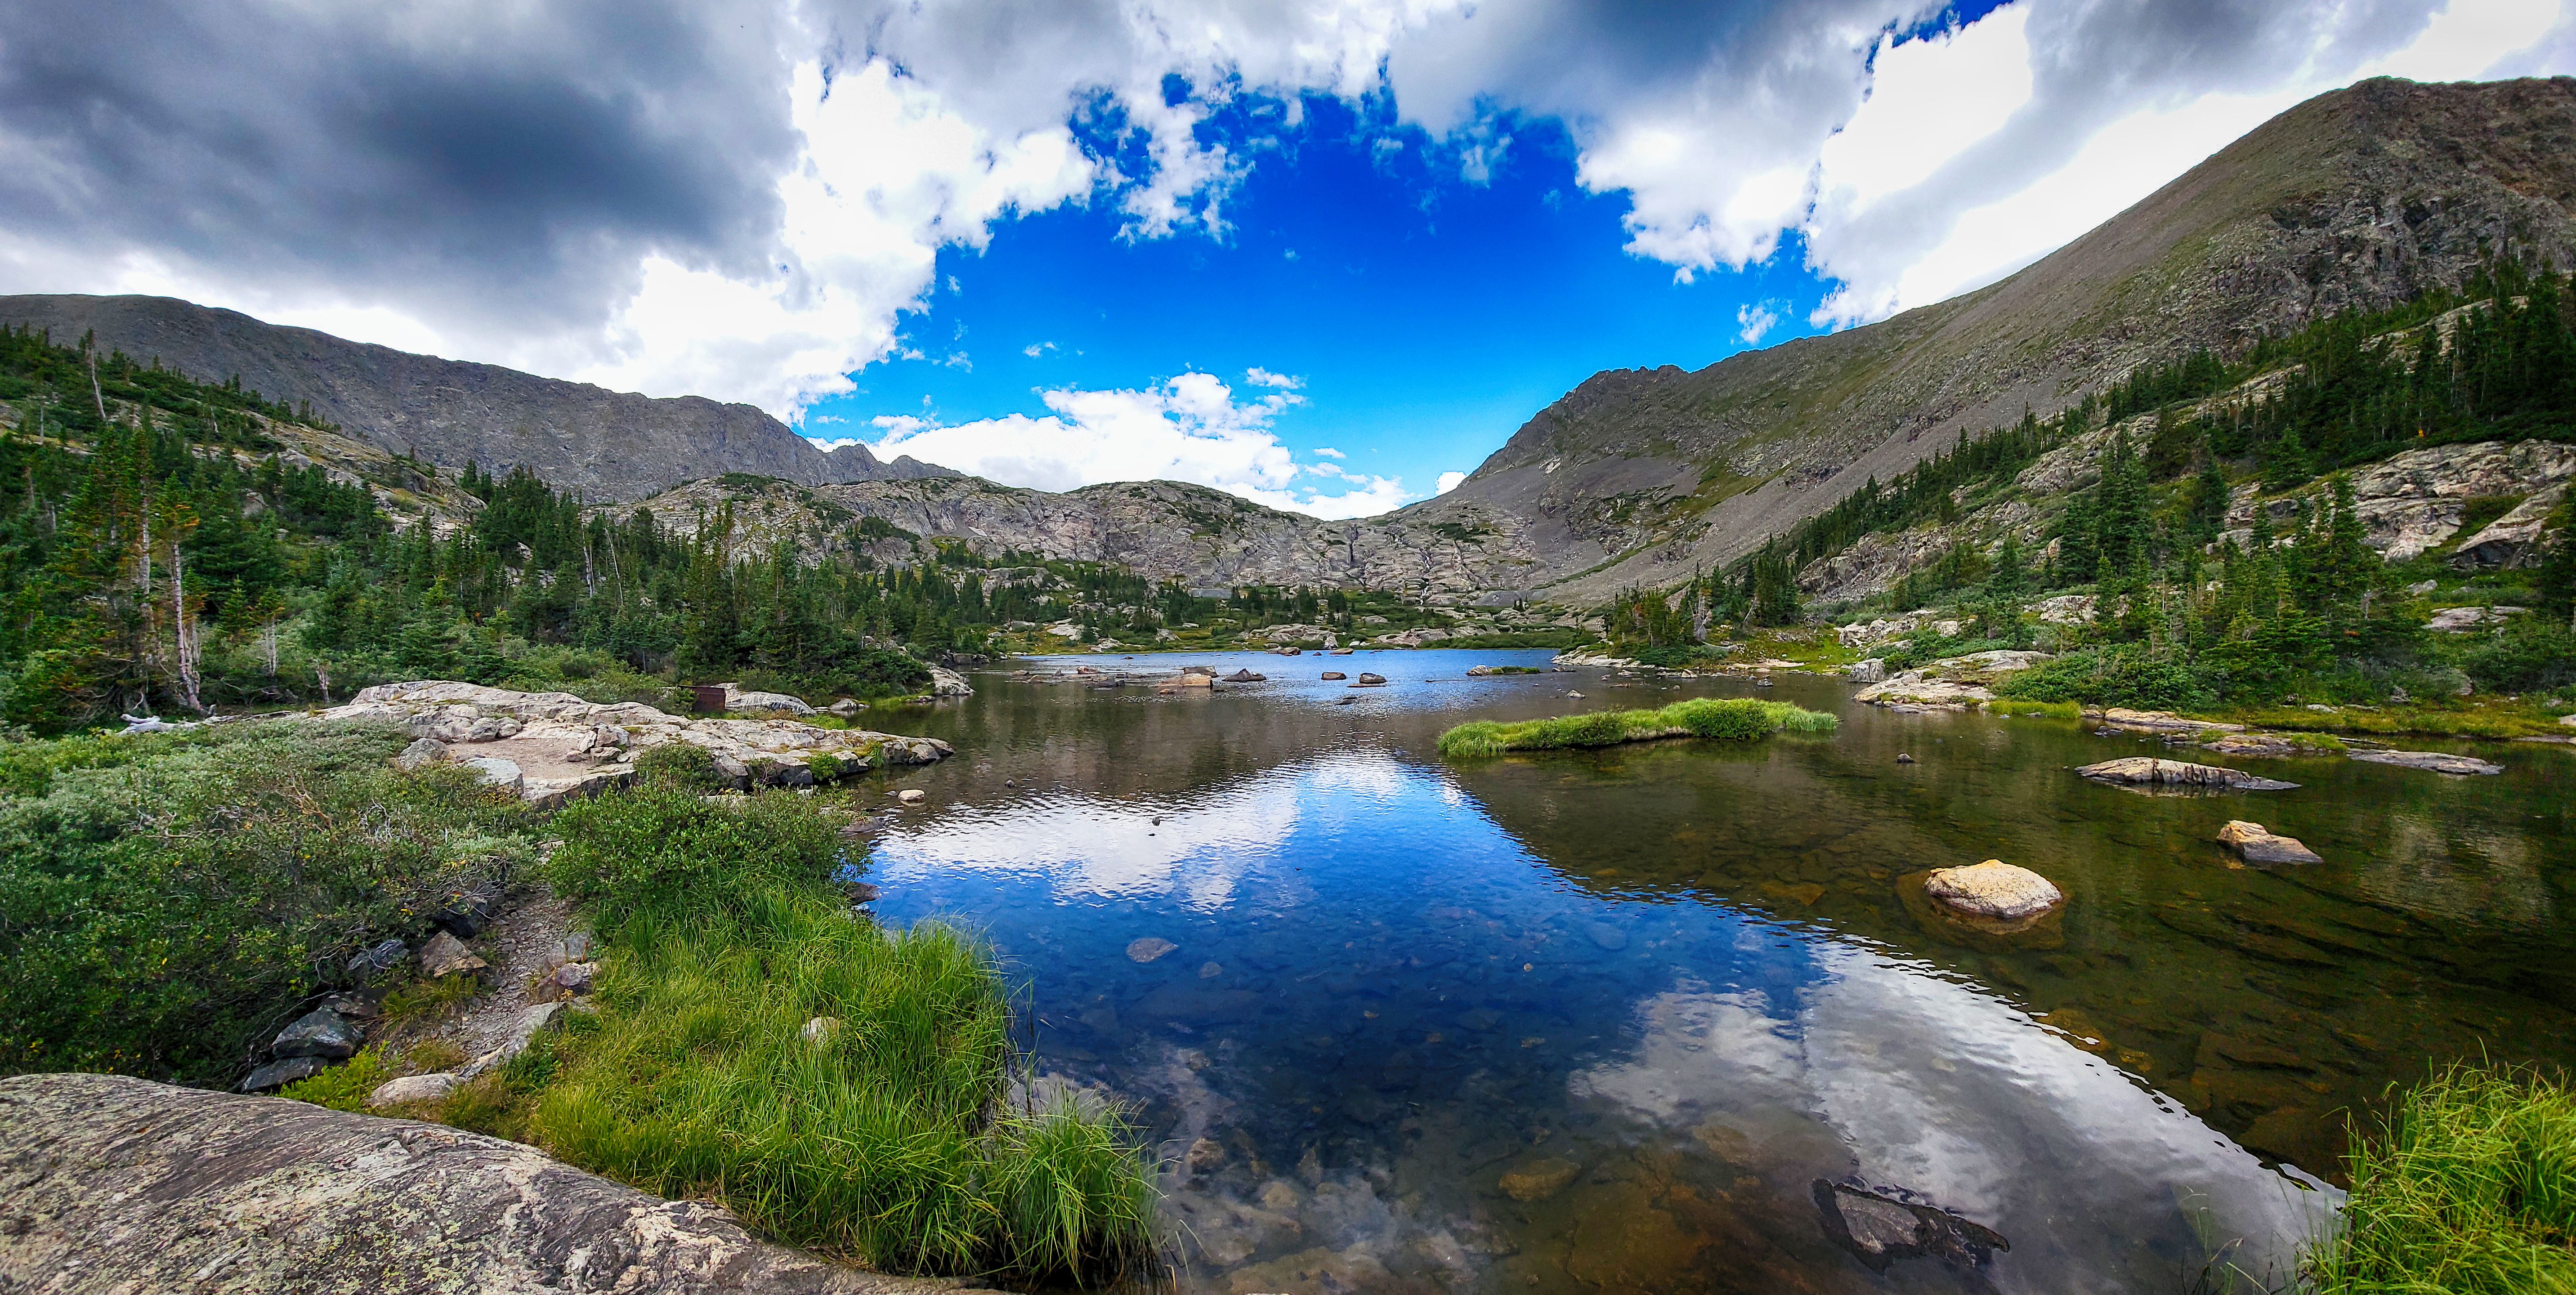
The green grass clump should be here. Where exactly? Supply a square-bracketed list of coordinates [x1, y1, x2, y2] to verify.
[530, 786, 1157, 1285]
[1437, 697, 1837, 758]
[2309, 1065, 2576, 1294]
[1987, 699, 2083, 719]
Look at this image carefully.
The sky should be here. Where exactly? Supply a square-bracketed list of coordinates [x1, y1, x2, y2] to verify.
[3, 1, 2572, 518]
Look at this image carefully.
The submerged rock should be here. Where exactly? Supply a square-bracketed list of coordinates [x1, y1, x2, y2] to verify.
[1126, 937, 1178, 964]
[2075, 757, 2299, 791]
[1320, 671, 1347, 680]
[2217, 820, 2325, 864]
[1497, 1157, 1582, 1202]
[0, 1072, 970, 1294]
[1921, 861, 2062, 921]
[2348, 750, 2503, 776]
[1813, 1179, 2008, 1274]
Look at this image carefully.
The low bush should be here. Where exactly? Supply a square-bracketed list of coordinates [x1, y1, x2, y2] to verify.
[1438, 697, 1837, 757]
[279, 1045, 401, 1112]
[542, 784, 836, 932]
[0, 722, 530, 1085]
[2308, 1064, 2576, 1294]
[1993, 647, 2219, 711]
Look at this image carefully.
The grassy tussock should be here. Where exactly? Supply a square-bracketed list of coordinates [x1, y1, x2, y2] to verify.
[1986, 699, 2083, 719]
[1437, 697, 1837, 758]
[532, 786, 1157, 1285]
[2309, 1065, 2576, 1294]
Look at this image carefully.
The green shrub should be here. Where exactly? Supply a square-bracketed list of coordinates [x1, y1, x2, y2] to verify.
[279, 1045, 401, 1112]
[631, 742, 730, 792]
[0, 722, 530, 1085]
[1994, 647, 2218, 711]
[2308, 1065, 2576, 1294]
[542, 784, 837, 932]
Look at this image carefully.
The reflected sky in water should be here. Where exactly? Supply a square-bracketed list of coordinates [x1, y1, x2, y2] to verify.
[854, 651, 2571, 1293]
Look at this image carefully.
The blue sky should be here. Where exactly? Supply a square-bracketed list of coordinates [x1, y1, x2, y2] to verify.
[801, 94, 1838, 509]
[11, 0, 2565, 516]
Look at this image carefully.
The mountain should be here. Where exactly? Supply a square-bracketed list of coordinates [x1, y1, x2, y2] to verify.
[1390, 76, 2576, 603]
[607, 473, 1544, 600]
[0, 294, 954, 502]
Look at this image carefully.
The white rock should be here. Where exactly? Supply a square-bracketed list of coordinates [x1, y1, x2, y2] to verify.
[927, 665, 975, 697]
[1922, 860, 2063, 921]
[367, 1072, 460, 1108]
[460, 756, 523, 794]
[896, 788, 927, 805]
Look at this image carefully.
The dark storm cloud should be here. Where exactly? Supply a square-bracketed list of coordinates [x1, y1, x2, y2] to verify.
[0, 0, 798, 331]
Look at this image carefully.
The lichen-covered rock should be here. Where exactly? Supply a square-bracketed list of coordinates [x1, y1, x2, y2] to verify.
[2075, 757, 2299, 791]
[1855, 651, 2050, 706]
[367, 1072, 459, 1107]
[325, 682, 950, 804]
[0, 1072, 980, 1294]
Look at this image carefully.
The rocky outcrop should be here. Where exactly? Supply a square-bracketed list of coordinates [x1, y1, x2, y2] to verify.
[0, 1072, 977, 1294]
[321, 681, 949, 804]
[0, 295, 954, 503]
[2219, 440, 2576, 562]
[1853, 651, 2050, 707]
[2075, 758, 2299, 791]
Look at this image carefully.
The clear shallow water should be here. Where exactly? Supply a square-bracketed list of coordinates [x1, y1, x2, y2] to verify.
[859, 650, 2576, 1294]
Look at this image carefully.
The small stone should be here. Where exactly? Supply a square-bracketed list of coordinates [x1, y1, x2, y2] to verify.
[1321, 671, 1347, 680]
[346, 937, 407, 978]
[1224, 669, 1266, 682]
[1127, 937, 1178, 964]
[1566, 691, 1584, 699]
[2075, 757, 2298, 791]
[843, 881, 881, 903]
[801, 1016, 841, 1044]
[393, 737, 450, 772]
[272, 1008, 365, 1060]
[367, 1072, 459, 1107]
[552, 961, 595, 995]
[562, 932, 592, 960]
[1498, 1157, 1582, 1202]
[1258, 1179, 1303, 1212]
[1353, 673, 1387, 686]
[418, 930, 487, 978]
[1895, 753, 1914, 764]
[2217, 820, 2324, 865]
[896, 788, 927, 805]
[1187, 1137, 1227, 1172]
[1198, 961, 1224, 979]
[1922, 860, 2063, 921]
[239, 1055, 329, 1091]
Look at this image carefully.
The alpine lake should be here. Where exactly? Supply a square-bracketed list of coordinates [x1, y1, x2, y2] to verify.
[855, 649, 2576, 1295]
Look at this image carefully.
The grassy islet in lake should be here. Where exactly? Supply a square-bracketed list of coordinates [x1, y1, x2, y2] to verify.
[1436, 695, 1837, 758]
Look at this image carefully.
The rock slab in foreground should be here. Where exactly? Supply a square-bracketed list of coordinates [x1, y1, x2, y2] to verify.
[2075, 757, 2299, 791]
[0, 1072, 983, 1295]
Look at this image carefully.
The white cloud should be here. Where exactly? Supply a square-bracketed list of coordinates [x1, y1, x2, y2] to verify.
[855, 370, 1418, 518]
[1024, 340, 1058, 357]
[1245, 366, 1303, 388]
[1313, 445, 1346, 458]
[1735, 300, 1781, 345]
[1436, 469, 1467, 494]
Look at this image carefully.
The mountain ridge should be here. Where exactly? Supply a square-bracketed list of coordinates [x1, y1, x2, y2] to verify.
[0, 293, 954, 502]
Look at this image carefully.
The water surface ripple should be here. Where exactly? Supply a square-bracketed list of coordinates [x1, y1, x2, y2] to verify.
[860, 650, 2574, 1294]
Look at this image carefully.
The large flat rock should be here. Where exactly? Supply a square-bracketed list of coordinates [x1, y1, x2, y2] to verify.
[0, 1072, 981, 1295]
[320, 682, 951, 803]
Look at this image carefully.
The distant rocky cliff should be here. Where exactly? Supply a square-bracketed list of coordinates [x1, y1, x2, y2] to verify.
[0, 294, 953, 502]
[1394, 76, 2576, 603]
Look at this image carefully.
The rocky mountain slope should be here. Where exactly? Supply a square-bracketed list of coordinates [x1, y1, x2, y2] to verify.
[1394, 76, 2576, 604]
[0, 294, 952, 502]
[608, 473, 1549, 601]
